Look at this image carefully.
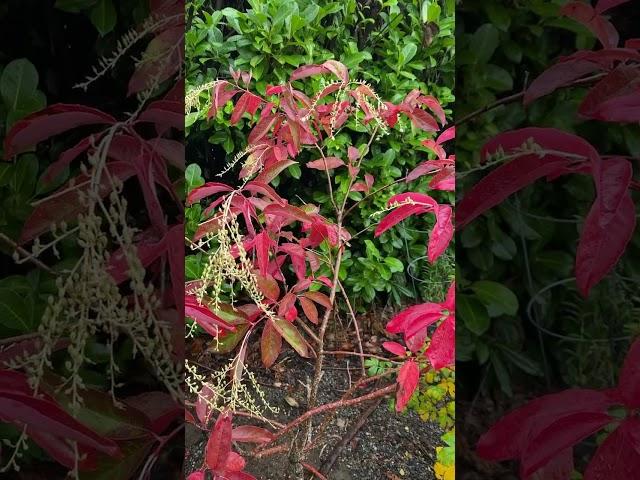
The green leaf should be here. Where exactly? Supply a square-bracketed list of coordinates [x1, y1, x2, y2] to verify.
[54, 0, 98, 12]
[0, 164, 12, 187]
[472, 24, 499, 64]
[400, 43, 418, 65]
[90, 0, 117, 36]
[470, 281, 518, 316]
[272, 318, 310, 357]
[384, 257, 404, 273]
[1, 59, 39, 110]
[458, 294, 490, 335]
[185, 164, 204, 190]
[10, 153, 39, 197]
[0, 287, 33, 333]
[302, 3, 320, 23]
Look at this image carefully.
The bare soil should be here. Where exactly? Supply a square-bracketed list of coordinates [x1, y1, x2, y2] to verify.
[185, 348, 443, 480]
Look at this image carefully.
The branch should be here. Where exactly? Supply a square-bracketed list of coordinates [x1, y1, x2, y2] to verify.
[455, 71, 609, 126]
[271, 384, 395, 442]
[0, 232, 59, 276]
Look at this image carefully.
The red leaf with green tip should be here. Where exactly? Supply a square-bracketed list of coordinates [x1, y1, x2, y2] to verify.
[272, 318, 310, 357]
[254, 159, 297, 184]
[185, 294, 236, 334]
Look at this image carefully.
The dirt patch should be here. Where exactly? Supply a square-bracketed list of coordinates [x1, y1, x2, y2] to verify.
[186, 351, 442, 480]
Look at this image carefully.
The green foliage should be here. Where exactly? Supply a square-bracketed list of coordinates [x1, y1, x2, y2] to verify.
[55, 0, 119, 35]
[186, 0, 455, 310]
[457, 0, 639, 395]
[407, 368, 454, 430]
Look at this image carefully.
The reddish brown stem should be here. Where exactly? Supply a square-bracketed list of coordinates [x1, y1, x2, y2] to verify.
[273, 384, 395, 441]
[303, 462, 329, 480]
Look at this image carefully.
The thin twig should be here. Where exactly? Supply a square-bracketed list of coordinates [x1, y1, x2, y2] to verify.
[336, 279, 366, 376]
[320, 396, 383, 475]
[455, 71, 609, 126]
[0, 232, 58, 276]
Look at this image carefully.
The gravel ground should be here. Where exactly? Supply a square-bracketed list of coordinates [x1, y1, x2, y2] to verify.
[186, 350, 442, 480]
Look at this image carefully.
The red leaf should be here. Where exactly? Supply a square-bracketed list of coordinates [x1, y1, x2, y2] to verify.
[596, 0, 631, 13]
[575, 159, 635, 297]
[429, 166, 455, 191]
[232, 425, 275, 444]
[148, 137, 185, 170]
[386, 302, 443, 335]
[186, 182, 233, 205]
[406, 160, 451, 181]
[248, 112, 278, 144]
[583, 85, 640, 122]
[561, 2, 619, 48]
[225, 452, 247, 472]
[437, 126, 455, 144]
[209, 82, 239, 119]
[428, 204, 453, 263]
[206, 411, 233, 471]
[584, 417, 640, 479]
[261, 319, 282, 368]
[185, 294, 236, 335]
[266, 85, 285, 95]
[524, 58, 602, 105]
[21, 162, 136, 243]
[290, 64, 330, 82]
[272, 318, 311, 357]
[521, 412, 615, 477]
[408, 108, 439, 132]
[396, 360, 420, 412]
[303, 291, 332, 310]
[306, 156, 344, 170]
[457, 127, 601, 229]
[382, 341, 406, 356]
[4, 104, 115, 159]
[426, 315, 455, 370]
[137, 100, 183, 130]
[616, 338, 640, 408]
[264, 203, 313, 223]
[298, 296, 319, 324]
[418, 95, 446, 125]
[442, 281, 455, 312]
[187, 472, 205, 480]
[231, 92, 251, 125]
[256, 273, 280, 302]
[477, 389, 615, 462]
[245, 93, 262, 116]
[579, 66, 640, 121]
[42, 134, 102, 183]
[254, 159, 297, 184]
[323, 60, 349, 83]
[375, 204, 431, 237]
[0, 371, 120, 458]
[254, 231, 272, 276]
